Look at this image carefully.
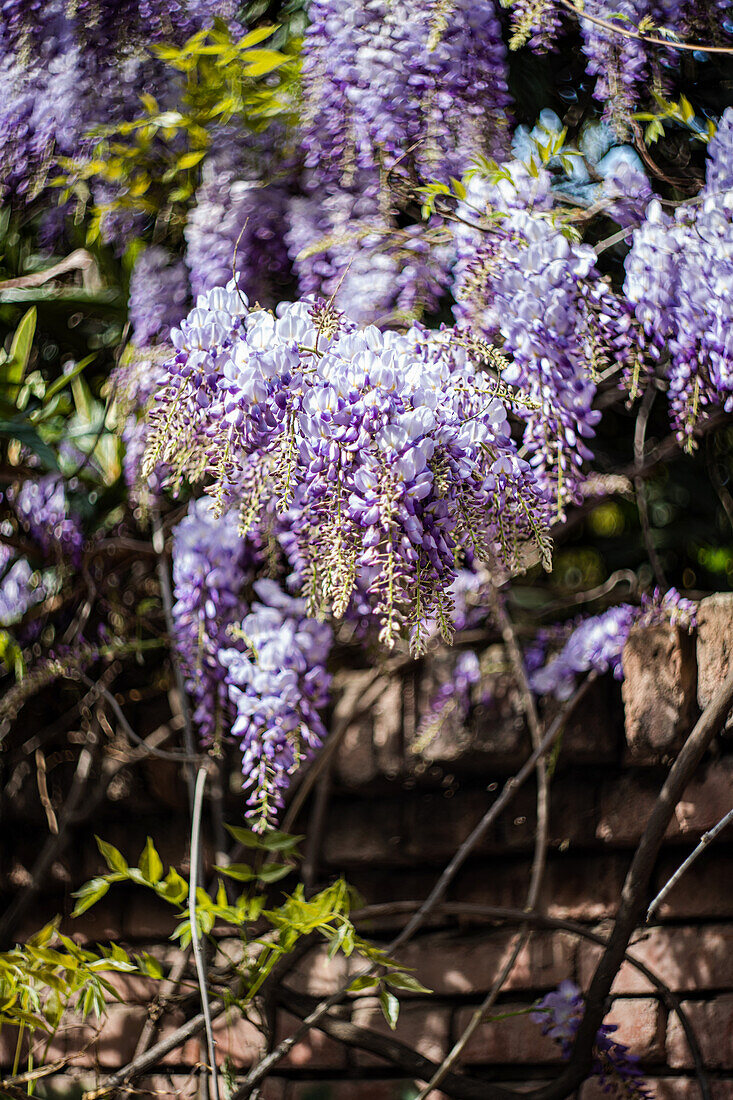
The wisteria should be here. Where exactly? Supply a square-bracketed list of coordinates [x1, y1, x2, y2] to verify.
[287, 191, 452, 326]
[299, 0, 511, 193]
[452, 164, 634, 512]
[145, 284, 553, 653]
[624, 111, 733, 445]
[219, 579, 332, 829]
[185, 132, 291, 305]
[6, 475, 83, 567]
[171, 496, 255, 747]
[0, 550, 45, 628]
[128, 247, 190, 348]
[532, 981, 653, 1099]
[529, 588, 697, 699]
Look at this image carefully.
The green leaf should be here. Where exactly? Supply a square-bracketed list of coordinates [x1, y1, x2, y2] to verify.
[44, 355, 96, 403]
[225, 824, 303, 852]
[95, 836, 128, 875]
[0, 420, 58, 470]
[158, 867, 188, 905]
[71, 878, 111, 917]
[2, 307, 36, 390]
[216, 863, 257, 882]
[385, 972, 432, 994]
[238, 25, 278, 48]
[136, 953, 164, 980]
[379, 988, 400, 1030]
[177, 149, 207, 170]
[347, 975, 379, 993]
[138, 837, 163, 885]
[243, 48, 287, 76]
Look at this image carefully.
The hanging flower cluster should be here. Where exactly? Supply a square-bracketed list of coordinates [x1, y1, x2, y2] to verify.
[0, 0, 238, 206]
[624, 111, 733, 446]
[7, 475, 84, 567]
[184, 128, 292, 306]
[291, 0, 511, 321]
[171, 496, 255, 747]
[219, 579, 333, 830]
[145, 284, 553, 653]
[452, 164, 633, 513]
[532, 981, 652, 1100]
[171, 498, 332, 830]
[128, 247, 191, 348]
[529, 588, 697, 699]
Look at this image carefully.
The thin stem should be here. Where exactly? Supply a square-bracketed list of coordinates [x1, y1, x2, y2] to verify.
[417, 587, 550, 1097]
[230, 676, 592, 1100]
[152, 507, 198, 807]
[634, 386, 668, 589]
[558, 0, 733, 54]
[646, 805, 733, 922]
[190, 765, 220, 1100]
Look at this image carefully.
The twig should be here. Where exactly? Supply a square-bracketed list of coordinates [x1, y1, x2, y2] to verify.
[0, 722, 174, 945]
[277, 986, 491, 1100]
[76, 673, 202, 763]
[0, 249, 99, 290]
[190, 765, 220, 1100]
[229, 676, 593, 1100]
[536, 664, 733, 1100]
[706, 435, 733, 534]
[558, 0, 733, 54]
[646, 805, 733, 922]
[348, 901, 709, 1100]
[416, 587, 551, 1097]
[152, 507, 198, 806]
[634, 386, 668, 589]
[34, 747, 59, 834]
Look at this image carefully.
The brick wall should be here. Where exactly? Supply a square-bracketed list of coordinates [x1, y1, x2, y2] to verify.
[2, 596, 733, 1100]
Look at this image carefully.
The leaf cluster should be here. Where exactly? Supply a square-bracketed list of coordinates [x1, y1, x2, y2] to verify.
[58, 22, 300, 247]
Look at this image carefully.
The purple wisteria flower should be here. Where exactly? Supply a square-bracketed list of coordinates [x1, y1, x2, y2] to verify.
[185, 130, 291, 305]
[300, 0, 511, 192]
[0, 548, 45, 627]
[532, 981, 653, 1099]
[529, 588, 697, 699]
[624, 120, 733, 445]
[128, 247, 190, 348]
[172, 496, 255, 747]
[452, 165, 633, 513]
[144, 285, 553, 653]
[218, 579, 333, 830]
[7, 475, 83, 567]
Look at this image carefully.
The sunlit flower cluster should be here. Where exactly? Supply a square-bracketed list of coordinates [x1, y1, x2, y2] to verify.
[145, 284, 553, 652]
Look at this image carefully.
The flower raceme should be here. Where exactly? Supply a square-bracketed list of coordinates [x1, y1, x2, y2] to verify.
[145, 286, 553, 654]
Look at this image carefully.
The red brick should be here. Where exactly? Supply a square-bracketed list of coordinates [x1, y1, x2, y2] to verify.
[622, 625, 698, 762]
[454, 1001, 562, 1064]
[211, 1009, 265, 1067]
[277, 1009, 348, 1069]
[288, 944, 350, 996]
[542, 854, 629, 920]
[124, 893, 178, 939]
[95, 1003, 148, 1067]
[395, 930, 576, 995]
[580, 925, 733, 994]
[158, 1010, 203, 1067]
[351, 997, 450, 1065]
[596, 760, 733, 846]
[604, 997, 664, 1059]
[544, 676, 621, 763]
[697, 594, 733, 729]
[652, 853, 733, 919]
[667, 996, 733, 1068]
